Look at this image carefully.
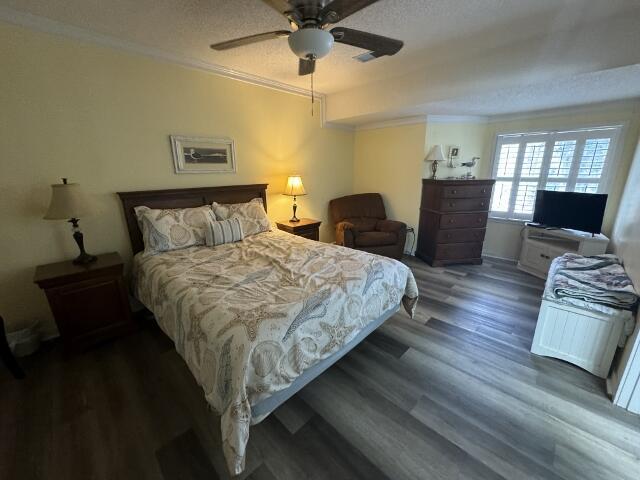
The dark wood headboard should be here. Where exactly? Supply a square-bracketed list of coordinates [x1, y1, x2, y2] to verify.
[117, 184, 268, 254]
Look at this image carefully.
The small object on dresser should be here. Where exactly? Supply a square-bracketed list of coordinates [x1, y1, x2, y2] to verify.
[44, 178, 97, 265]
[282, 175, 307, 222]
[33, 252, 134, 352]
[276, 218, 321, 241]
[425, 145, 445, 179]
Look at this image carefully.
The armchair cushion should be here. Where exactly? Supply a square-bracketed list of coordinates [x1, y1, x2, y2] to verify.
[329, 193, 386, 224]
[354, 231, 398, 247]
[345, 217, 378, 232]
[376, 219, 406, 233]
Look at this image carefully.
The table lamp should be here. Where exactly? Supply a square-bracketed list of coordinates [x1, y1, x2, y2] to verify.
[282, 175, 307, 222]
[426, 145, 445, 179]
[44, 178, 97, 265]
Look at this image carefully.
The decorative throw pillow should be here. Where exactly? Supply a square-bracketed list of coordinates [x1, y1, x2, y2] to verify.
[134, 205, 211, 254]
[204, 214, 244, 247]
[211, 198, 270, 237]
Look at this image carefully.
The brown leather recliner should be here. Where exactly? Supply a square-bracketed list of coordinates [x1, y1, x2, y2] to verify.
[329, 193, 407, 260]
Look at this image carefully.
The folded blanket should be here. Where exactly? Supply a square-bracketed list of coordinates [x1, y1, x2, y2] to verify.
[551, 253, 638, 310]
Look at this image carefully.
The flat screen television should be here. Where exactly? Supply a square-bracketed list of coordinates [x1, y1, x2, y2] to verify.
[532, 190, 607, 234]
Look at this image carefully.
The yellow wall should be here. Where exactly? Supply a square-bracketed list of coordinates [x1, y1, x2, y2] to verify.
[482, 102, 640, 259]
[0, 23, 354, 334]
[425, 121, 488, 179]
[353, 123, 427, 252]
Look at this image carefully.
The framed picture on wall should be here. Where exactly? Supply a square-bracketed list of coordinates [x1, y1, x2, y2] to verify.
[170, 135, 236, 174]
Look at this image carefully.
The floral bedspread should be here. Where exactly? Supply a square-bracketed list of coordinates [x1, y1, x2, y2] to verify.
[132, 229, 418, 474]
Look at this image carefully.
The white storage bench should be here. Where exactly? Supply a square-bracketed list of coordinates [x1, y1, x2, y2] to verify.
[531, 254, 636, 378]
[531, 299, 632, 378]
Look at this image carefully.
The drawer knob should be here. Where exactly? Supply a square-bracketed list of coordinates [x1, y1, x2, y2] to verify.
[449, 219, 455, 223]
[477, 218, 482, 222]
[446, 233, 452, 239]
[480, 202, 486, 207]
[449, 202, 455, 207]
[481, 188, 487, 193]
[451, 190, 457, 194]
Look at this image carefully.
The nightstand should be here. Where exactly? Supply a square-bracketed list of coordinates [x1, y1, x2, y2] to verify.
[276, 218, 322, 241]
[34, 252, 134, 351]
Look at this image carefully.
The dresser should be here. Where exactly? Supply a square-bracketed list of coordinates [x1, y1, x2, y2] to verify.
[416, 179, 495, 267]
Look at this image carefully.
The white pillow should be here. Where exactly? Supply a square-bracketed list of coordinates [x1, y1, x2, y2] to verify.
[134, 205, 211, 254]
[211, 198, 270, 237]
[204, 214, 244, 246]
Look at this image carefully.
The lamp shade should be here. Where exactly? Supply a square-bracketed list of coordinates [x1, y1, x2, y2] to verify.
[44, 182, 92, 220]
[426, 145, 445, 162]
[283, 175, 307, 196]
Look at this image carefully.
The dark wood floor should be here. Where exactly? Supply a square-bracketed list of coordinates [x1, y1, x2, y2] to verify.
[2, 257, 640, 480]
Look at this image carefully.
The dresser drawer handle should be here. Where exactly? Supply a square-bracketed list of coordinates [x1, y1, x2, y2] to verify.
[449, 202, 455, 207]
[480, 202, 486, 207]
[481, 188, 487, 193]
[446, 233, 452, 239]
[477, 218, 482, 222]
[449, 219, 455, 224]
[451, 190, 457, 194]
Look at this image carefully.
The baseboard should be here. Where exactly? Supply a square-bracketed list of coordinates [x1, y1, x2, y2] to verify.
[482, 254, 518, 263]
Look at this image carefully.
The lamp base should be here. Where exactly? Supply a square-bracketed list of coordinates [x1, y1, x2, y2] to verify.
[73, 252, 97, 265]
[69, 218, 97, 265]
[289, 196, 300, 222]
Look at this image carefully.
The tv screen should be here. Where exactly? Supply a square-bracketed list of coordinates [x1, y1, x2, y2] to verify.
[532, 190, 607, 234]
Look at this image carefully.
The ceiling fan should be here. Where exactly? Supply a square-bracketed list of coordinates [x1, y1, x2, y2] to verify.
[210, 0, 404, 76]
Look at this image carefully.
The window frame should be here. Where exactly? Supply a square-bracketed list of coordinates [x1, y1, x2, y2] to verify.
[488, 124, 624, 222]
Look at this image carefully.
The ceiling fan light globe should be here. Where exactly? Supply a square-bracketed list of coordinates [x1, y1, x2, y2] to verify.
[288, 28, 334, 60]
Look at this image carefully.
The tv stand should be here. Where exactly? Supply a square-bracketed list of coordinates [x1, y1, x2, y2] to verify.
[517, 226, 609, 279]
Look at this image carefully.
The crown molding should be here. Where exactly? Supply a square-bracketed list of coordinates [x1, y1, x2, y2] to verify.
[355, 115, 427, 131]
[0, 6, 320, 100]
[426, 114, 489, 124]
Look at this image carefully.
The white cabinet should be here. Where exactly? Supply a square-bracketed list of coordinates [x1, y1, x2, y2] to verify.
[517, 226, 609, 279]
[532, 299, 631, 378]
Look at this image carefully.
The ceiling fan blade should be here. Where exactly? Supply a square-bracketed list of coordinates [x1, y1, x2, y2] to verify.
[298, 57, 316, 76]
[210, 30, 290, 50]
[331, 27, 403, 58]
[320, 0, 380, 25]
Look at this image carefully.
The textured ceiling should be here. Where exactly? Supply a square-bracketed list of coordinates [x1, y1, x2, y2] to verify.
[1, 0, 639, 94]
[2, 0, 640, 124]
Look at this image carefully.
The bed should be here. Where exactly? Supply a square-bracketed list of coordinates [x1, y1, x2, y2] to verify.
[117, 184, 418, 475]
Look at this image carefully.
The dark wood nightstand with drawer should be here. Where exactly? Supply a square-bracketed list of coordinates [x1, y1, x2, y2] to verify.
[416, 179, 495, 267]
[34, 252, 134, 351]
[276, 218, 322, 241]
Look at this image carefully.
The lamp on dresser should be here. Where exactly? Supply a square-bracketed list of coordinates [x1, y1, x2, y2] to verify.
[282, 175, 307, 222]
[44, 178, 96, 265]
[426, 145, 445, 179]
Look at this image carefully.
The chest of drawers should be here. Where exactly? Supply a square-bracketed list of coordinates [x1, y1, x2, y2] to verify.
[416, 179, 495, 267]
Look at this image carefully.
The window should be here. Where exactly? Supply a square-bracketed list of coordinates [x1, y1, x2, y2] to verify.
[490, 126, 621, 220]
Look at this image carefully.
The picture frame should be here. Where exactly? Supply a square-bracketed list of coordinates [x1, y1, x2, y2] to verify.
[170, 135, 236, 174]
